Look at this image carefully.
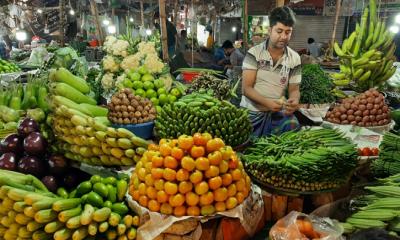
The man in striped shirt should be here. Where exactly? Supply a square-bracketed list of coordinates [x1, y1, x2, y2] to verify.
[240, 6, 301, 136]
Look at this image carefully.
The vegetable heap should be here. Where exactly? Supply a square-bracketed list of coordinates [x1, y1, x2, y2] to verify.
[129, 133, 251, 216]
[325, 89, 390, 127]
[186, 72, 236, 100]
[155, 93, 252, 147]
[50, 68, 149, 166]
[332, 0, 396, 92]
[371, 132, 400, 177]
[340, 174, 400, 234]
[107, 88, 157, 125]
[299, 64, 335, 104]
[0, 58, 20, 74]
[242, 128, 358, 192]
[0, 169, 139, 239]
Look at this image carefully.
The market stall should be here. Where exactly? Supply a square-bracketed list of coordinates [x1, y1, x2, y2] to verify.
[1, 0, 400, 238]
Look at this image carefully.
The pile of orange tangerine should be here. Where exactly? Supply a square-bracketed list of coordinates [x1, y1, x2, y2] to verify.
[129, 133, 251, 216]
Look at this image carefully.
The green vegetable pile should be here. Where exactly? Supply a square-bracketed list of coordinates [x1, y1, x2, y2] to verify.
[242, 128, 358, 192]
[300, 64, 335, 104]
[371, 132, 400, 177]
[155, 93, 252, 147]
[0, 59, 20, 74]
[186, 72, 238, 100]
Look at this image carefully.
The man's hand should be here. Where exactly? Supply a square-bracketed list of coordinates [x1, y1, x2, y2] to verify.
[266, 99, 284, 112]
[284, 98, 299, 115]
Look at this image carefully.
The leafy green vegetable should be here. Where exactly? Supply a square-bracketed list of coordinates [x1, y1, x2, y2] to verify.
[86, 68, 102, 103]
[300, 64, 335, 104]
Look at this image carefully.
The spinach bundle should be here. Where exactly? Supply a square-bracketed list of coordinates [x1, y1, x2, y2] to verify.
[300, 64, 335, 104]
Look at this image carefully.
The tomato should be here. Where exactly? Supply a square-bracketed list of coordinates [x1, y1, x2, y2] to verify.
[361, 147, 372, 156]
[371, 147, 379, 156]
[357, 148, 363, 156]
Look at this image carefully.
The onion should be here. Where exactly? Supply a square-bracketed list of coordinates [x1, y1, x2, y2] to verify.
[354, 100, 360, 105]
[358, 122, 365, 127]
[383, 119, 389, 124]
[382, 113, 388, 119]
[367, 103, 374, 110]
[373, 90, 380, 97]
[377, 109, 383, 115]
[335, 112, 341, 118]
[374, 98, 381, 104]
[362, 110, 370, 116]
[355, 116, 363, 122]
[351, 104, 358, 111]
[348, 115, 355, 121]
[333, 118, 341, 124]
[372, 121, 378, 126]
[327, 118, 333, 122]
[339, 106, 347, 113]
[359, 94, 366, 99]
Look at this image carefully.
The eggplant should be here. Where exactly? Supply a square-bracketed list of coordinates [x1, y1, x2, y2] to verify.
[18, 118, 39, 137]
[23, 132, 47, 156]
[0, 134, 23, 154]
[47, 155, 69, 175]
[0, 153, 17, 171]
[17, 156, 46, 177]
[41, 176, 58, 192]
[63, 172, 81, 190]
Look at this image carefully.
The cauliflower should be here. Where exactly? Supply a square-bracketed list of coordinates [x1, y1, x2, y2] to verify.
[144, 53, 165, 73]
[103, 36, 117, 54]
[101, 73, 115, 90]
[103, 56, 120, 73]
[120, 55, 141, 72]
[112, 40, 129, 57]
[137, 42, 157, 55]
[115, 73, 126, 90]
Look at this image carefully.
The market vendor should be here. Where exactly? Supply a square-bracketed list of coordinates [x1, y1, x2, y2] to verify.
[240, 6, 301, 136]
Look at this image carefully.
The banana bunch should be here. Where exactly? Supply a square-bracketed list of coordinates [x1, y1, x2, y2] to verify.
[332, 0, 396, 92]
[0, 170, 139, 240]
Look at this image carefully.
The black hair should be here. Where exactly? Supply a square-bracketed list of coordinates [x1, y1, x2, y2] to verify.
[308, 38, 315, 44]
[269, 6, 296, 27]
[208, 30, 213, 34]
[222, 40, 234, 49]
[154, 11, 160, 19]
[349, 228, 400, 240]
[181, 30, 187, 35]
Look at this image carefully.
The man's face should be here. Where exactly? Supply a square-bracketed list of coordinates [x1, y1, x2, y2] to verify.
[224, 48, 233, 56]
[268, 22, 293, 49]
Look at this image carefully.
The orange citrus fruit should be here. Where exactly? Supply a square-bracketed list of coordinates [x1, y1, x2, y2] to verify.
[205, 165, 219, 178]
[195, 181, 209, 195]
[169, 193, 185, 207]
[160, 203, 173, 215]
[227, 184, 237, 197]
[199, 192, 214, 206]
[208, 176, 222, 190]
[181, 156, 196, 172]
[151, 168, 164, 180]
[187, 206, 200, 216]
[146, 186, 157, 199]
[208, 151, 223, 165]
[156, 190, 168, 203]
[171, 147, 184, 160]
[178, 135, 194, 150]
[148, 200, 160, 212]
[222, 173, 233, 186]
[173, 206, 187, 217]
[151, 155, 164, 168]
[226, 197, 238, 210]
[164, 181, 178, 195]
[159, 143, 172, 157]
[189, 170, 203, 184]
[191, 146, 205, 158]
[215, 201, 226, 212]
[145, 174, 155, 186]
[219, 160, 229, 174]
[195, 157, 210, 171]
[185, 192, 200, 206]
[138, 195, 148, 207]
[193, 133, 208, 146]
[163, 168, 177, 181]
[164, 156, 178, 169]
[176, 169, 190, 181]
[178, 181, 193, 194]
[214, 187, 228, 202]
[154, 179, 165, 191]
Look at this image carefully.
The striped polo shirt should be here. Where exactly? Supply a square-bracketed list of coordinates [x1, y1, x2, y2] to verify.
[240, 41, 302, 112]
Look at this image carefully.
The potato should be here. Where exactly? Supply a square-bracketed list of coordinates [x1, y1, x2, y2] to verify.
[122, 98, 130, 105]
[131, 118, 138, 124]
[354, 110, 362, 116]
[123, 118, 130, 124]
[138, 118, 144, 124]
[354, 100, 360, 105]
[117, 118, 124, 124]
[350, 121, 357, 125]
[374, 98, 381, 104]
[334, 112, 341, 118]
[360, 99, 367, 105]
[362, 110, 370, 117]
[378, 120, 384, 125]
[117, 112, 123, 118]
[115, 105, 121, 112]
[342, 120, 349, 124]
[127, 105, 134, 112]
[383, 119, 389, 125]
[370, 109, 377, 115]
[121, 105, 128, 112]
[340, 115, 347, 120]
[128, 94, 135, 100]
[367, 97, 374, 104]
[348, 115, 355, 121]
[358, 122, 365, 127]
[339, 106, 347, 113]
[333, 118, 340, 124]
[359, 105, 366, 111]
[123, 112, 129, 118]
[137, 105, 144, 112]
[347, 109, 354, 115]
[362, 116, 370, 123]
[355, 116, 363, 122]
[377, 109, 383, 115]
[327, 118, 333, 122]
[372, 121, 378, 126]
[351, 104, 358, 111]
[366, 103, 373, 110]
[365, 122, 372, 127]
[370, 115, 376, 121]
[382, 113, 388, 119]
[344, 103, 351, 109]
[383, 106, 389, 113]
[131, 100, 139, 107]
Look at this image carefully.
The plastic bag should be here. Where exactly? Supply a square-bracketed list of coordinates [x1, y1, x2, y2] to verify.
[269, 211, 344, 240]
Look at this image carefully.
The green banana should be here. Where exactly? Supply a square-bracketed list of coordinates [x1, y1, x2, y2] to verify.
[359, 70, 372, 82]
[353, 68, 364, 79]
[333, 79, 351, 86]
[385, 43, 396, 59]
[334, 42, 347, 57]
[353, 57, 369, 67]
[331, 73, 347, 80]
[372, 21, 382, 44]
[346, 32, 357, 52]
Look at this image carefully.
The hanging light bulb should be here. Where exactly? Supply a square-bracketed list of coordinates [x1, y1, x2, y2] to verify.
[107, 25, 116, 34]
[390, 25, 399, 34]
[103, 18, 110, 26]
[232, 26, 237, 32]
[129, 17, 134, 22]
[16, 29, 27, 41]
[146, 29, 152, 35]
[396, 14, 400, 24]
[37, 8, 43, 14]
[69, 8, 75, 15]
